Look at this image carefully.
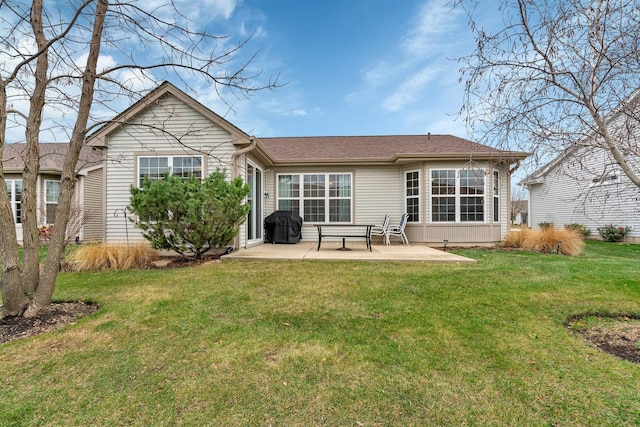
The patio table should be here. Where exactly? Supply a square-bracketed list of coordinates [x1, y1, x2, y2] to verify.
[315, 224, 374, 251]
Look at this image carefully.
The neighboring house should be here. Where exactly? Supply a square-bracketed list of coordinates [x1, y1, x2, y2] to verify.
[86, 81, 529, 248]
[511, 199, 528, 226]
[522, 96, 640, 243]
[3, 143, 104, 243]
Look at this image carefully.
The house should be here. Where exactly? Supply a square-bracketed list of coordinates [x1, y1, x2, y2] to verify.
[85, 81, 529, 248]
[511, 199, 528, 226]
[522, 97, 640, 243]
[3, 143, 104, 243]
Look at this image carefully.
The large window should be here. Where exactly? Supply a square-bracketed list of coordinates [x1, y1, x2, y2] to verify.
[138, 155, 202, 187]
[277, 173, 352, 223]
[405, 170, 420, 222]
[6, 180, 22, 224]
[45, 180, 60, 224]
[431, 169, 486, 223]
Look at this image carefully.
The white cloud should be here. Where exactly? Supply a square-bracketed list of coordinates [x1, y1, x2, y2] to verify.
[401, 0, 464, 57]
[382, 65, 441, 112]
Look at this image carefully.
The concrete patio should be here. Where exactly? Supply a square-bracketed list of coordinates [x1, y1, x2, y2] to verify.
[223, 241, 476, 263]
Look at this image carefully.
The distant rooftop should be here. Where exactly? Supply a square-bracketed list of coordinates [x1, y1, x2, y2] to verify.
[2, 143, 103, 173]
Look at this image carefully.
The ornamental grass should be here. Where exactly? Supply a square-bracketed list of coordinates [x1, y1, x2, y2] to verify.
[70, 243, 159, 271]
[503, 226, 585, 256]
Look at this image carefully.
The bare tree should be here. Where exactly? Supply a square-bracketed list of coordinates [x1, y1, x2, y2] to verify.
[0, 0, 277, 317]
[454, 0, 640, 187]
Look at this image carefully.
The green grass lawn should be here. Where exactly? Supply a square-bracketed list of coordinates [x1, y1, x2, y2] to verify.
[1, 241, 639, 426]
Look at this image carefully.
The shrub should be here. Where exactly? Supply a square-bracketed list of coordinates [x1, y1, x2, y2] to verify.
[538, 222, 554, 229]
[70, 243, 159, 271]
[129, 171, 250, 260]
[564, 223, 591, 238]
[503, 226, 584, 255]
[597, 224, 631, 242]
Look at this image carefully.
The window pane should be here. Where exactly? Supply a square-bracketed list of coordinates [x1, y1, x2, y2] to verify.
[46, 203, 57, 224]
[432, 196, 455, 222]
[278, 175, 299, 198]
[493, 171, 499, 222]
[406, 171, 420, 222]
[15, 181, 22, 224]
[431, 170, 455, 195]
[406, 171, 419, 196]
[173, 156, 202, 179]
[304, 175, 325, 198]
[329, 199, 351, 222]
[139, 157, 169, 186]
[460, 170, 484, 195]
[303, 199, 324, 222]
[278, 199, 299, 214]
[460, 196, 484, 222]
[407, 197, 419, 222]
[46, 181, 60, 203]
[329, 174, 351, 197]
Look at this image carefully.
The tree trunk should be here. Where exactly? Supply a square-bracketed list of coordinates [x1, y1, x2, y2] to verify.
[21, 0, 49, 295]
[0, 83, 29, 316]
[32, 0, 109, 313]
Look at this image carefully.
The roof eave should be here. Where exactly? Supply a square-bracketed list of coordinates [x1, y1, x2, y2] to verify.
[268, 152, 531, 167]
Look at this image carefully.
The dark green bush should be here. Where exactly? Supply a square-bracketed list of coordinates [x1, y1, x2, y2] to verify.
[538, 222, 554, 229]
[129, 171, 250, 259]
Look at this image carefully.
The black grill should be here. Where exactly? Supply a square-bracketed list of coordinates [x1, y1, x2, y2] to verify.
[264, 211, 303, 244]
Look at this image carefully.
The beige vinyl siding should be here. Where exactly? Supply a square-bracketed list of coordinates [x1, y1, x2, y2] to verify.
[267, 165, 402, 242]
[415, 161, 509, 245]
[104, 94, 239, 243]
[528, 145, 639, 241]
[82, 168, 104, 241]
[265, 162, 512, 245]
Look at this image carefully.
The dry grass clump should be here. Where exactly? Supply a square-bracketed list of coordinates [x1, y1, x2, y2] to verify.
[503, 226, 585, 256]
[70, 243, 160, 271]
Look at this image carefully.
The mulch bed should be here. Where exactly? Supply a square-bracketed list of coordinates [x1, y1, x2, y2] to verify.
[566, 314, 640, 364]
[0, 301, 98, 345]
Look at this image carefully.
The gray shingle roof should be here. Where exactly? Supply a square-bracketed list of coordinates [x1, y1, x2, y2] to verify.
[2, 143, 103, 172]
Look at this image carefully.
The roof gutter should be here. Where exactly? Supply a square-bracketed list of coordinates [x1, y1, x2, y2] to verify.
[230, 136, 257, 178]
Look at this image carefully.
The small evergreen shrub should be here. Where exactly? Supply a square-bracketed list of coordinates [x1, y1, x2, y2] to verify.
[564, 223, 591, 238]
[538, 222, 554, 229]
[70, 243, 159, 271]
[503, 226, 584, 255]
[597, 225, 631, 242]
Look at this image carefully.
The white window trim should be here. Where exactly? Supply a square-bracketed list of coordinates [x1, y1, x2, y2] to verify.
[430, 168, 488, 224]
[276, 173, 353, 223]
[6, 179, 22, 224]
[405, 170, 421, 223]
[137, 155, 204, 187]
[45, 180, 60, 224]
[246, 161, 263, 242]
[493, 170, 500, 223]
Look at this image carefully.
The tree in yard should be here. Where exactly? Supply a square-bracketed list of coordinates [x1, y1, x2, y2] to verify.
[454, 0, 640, 188]
[129, 172, 250, 260]
[0, 1, 276, 317]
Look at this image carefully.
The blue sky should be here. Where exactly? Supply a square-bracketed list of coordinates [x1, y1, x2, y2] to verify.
[2, 0, 500, 142]
[191, 0, 494, 139]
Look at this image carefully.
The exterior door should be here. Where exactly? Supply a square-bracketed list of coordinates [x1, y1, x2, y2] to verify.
[247, 164, 263, 243]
